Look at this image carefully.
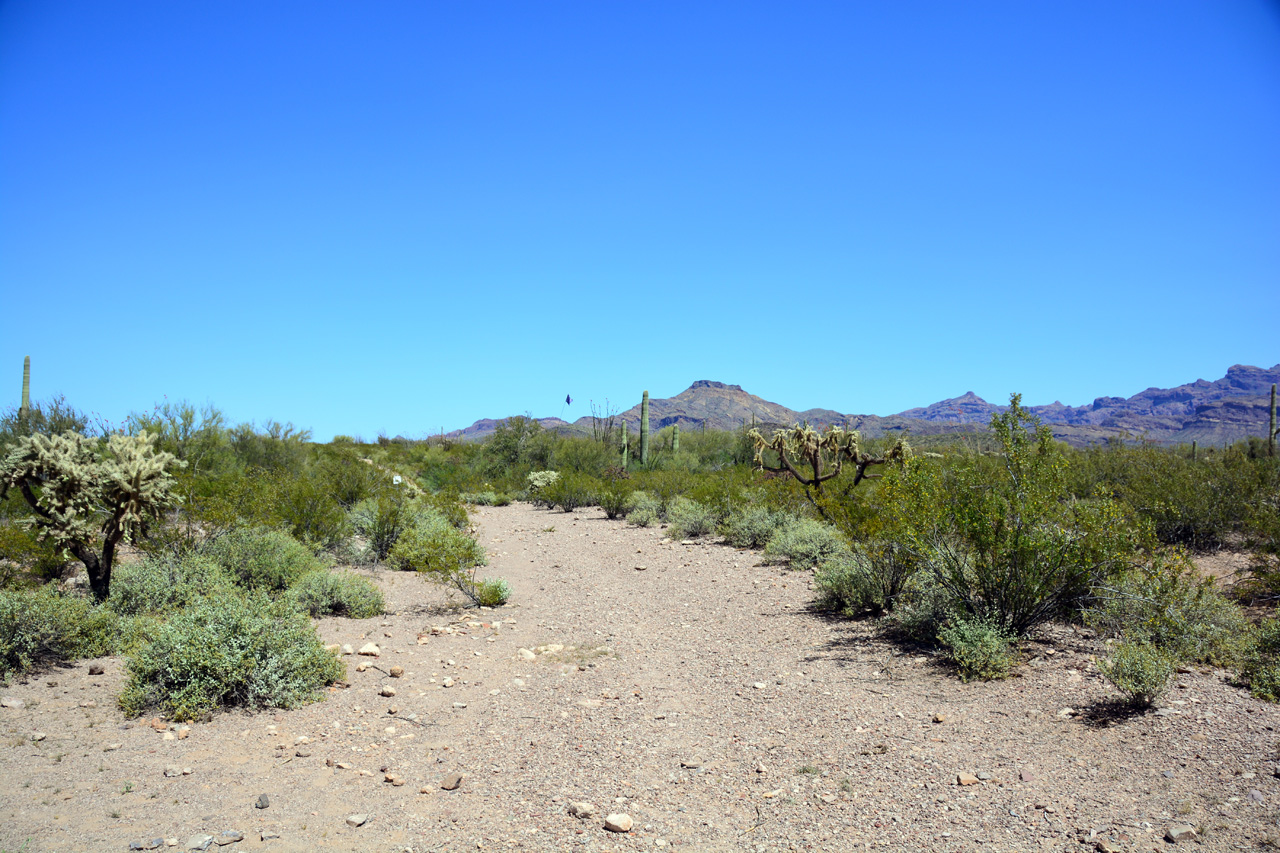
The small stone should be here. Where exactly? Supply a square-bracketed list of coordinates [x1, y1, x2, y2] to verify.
[385, 773, 406, 786]
[150, 718, 169, 732]
[976, 771, 993, 781]
[442, 678, 454, 688]
[164, 765, 182, 778]
[603, 813, 633, 833]
[1019, 769, 1034, 782]
[105, 743, 122, 751]
[295, 749, 311, 758]
[255, 794, 270, 809]
[1164, 824, 1196, 843]
[1249, 789, 1265, 803]
[31, 732, 46, 742]
[452, 702, 467, 709]
[753, 682, 766, 690]
[818, 793, 838, 804]
[0, 697, 24, 709]
[379, 686, 397, 698]
[518, 648, 536, 661]
[635, 565, 646, 571]
[568, 802, 598, 819]
[358, 643, 380, 656]
[177, 727, 190, 740]
[441, 772, 463, 790]
[182, 767, 192, 775]
[185, 835, 213, 851]
[957, 773, 980, 786]
[755, 762, 768, 774]
[213, 831, 243, 846]
[346, 814, 368, 827]
[680, 759, 702, 769]
[88, 664, 105, 675]
[932, 714, 946, 723]
[341, 644, 354, 655]
[389, 666, 404, 678]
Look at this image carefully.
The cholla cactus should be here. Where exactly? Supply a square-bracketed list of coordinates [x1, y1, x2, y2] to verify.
[748, 424, 909, 498]
[0, 430, 182, 601]
[526, 470, 561, 493]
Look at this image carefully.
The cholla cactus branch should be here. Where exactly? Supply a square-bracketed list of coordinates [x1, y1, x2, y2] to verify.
[0, 430, 182, 601]
[748, 424, 909, 512]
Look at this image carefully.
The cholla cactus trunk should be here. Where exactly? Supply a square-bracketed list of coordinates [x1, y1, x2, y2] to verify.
[639, 390, 650, 465]
[672, 423, 679, 453]
[19, 356, 29, 420]
[1270, 384, 1276, 458]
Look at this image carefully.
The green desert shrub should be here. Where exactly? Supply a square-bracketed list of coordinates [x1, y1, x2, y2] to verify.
[388, 515, 486, 575]
[764, 518, 850, 570]
[722, 506, 788, 549]
[349, 495, 414, 562]
[107, 554, 236, 616]
[288, 570, 384, 619]
[1241, 618, 1280, 702]
[665, 497, 717, 539]
[1087, 554, 1251, 667]
[475, 577, 512, 607]
[0, 519, 67, 586]
[203, 528, 322, 592]
[543, 472, 597, 513]
[460, 490, 499, 506]
[815, 541, 920, 615]
[119, 591, 344, 721]
[526, 471, 560, 508]
[1099, 640, 1174, 708]
[0, 586, 119, 680]
[598, 481, 634, 521]
[625, 491, 661, 528]
[938, 615, 1017, 682]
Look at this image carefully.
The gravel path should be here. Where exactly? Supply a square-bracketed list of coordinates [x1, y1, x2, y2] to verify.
[1, 502, 1276, 852]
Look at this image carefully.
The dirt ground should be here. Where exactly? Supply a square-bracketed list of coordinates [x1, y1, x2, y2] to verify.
[1, 502, 1277, 853]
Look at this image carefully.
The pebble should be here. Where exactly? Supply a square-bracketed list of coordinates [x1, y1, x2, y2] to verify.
[1249, 789, 1265, 803]
[1095, 841, 1123, 853]
[31, 732, 46, 742]
[379, 686, 397, 697]
[128, 839, 163, 850]
[105, 743, 122, 752]
[604, 813, 633, 833]
[1165, 824, 1196, 843]
[358, 643, 380, 656]
[185, 835, 213, 851]
[0, 697, 24, 709]
[213, 831, 243, 846]
[568, 802, 598, 819]
[441, 773, 464, 790]
[389, 666, 404, 678]
[384, 773, 406, 786]
[255, 794, 270, 809]
[752, 682, 766, 690]
[88, 664, 105, 675]
[518, 648, 536, 661]
[346, 814, 368, 827]
[341, 644, 354, 655]
[957, 773, 980, 786]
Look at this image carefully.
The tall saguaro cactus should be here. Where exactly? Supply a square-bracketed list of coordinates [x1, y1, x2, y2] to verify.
[639, 390, 650, 465]
[18, 356, 30, 420]
[672, 422, 680, 453]
[620, 423, 629, 466]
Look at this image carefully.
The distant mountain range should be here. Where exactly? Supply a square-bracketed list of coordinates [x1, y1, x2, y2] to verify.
[444, 364, 1280, 447]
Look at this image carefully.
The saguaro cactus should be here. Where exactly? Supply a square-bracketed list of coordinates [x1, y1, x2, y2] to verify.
[18, 356, 30, 420]
[639, 390, 650, 465]
[621, 423, 629, 466]
[672, 422, 680, 453]
[1191, 440, 1197, 462]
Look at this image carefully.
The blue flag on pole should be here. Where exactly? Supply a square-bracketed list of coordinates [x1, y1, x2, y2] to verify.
[565, 395, 572, 406]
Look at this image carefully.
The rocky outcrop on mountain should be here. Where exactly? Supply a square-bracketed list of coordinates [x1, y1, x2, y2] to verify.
[446, 365, 1280, 446]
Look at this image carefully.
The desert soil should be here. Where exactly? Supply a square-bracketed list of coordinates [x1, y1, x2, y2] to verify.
[1, 502, 1277, 853]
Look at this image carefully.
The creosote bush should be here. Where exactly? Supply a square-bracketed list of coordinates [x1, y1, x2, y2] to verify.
[1242, 618, 1280, 702]
[203, 528, 322, 592]
[764, 517, 849, 569]
[119, 591, 344, 721]
[815, 541, 920, 615]
[288, 570, 384, 619]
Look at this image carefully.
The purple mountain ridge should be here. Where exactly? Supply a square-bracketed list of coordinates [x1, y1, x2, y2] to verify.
[442, 365, 1280, 447]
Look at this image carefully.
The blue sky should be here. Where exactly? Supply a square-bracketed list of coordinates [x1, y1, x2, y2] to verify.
[2, 1, 1277, 440]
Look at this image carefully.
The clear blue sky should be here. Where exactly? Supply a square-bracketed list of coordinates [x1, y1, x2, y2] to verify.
[2, 1, 1278, 440]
